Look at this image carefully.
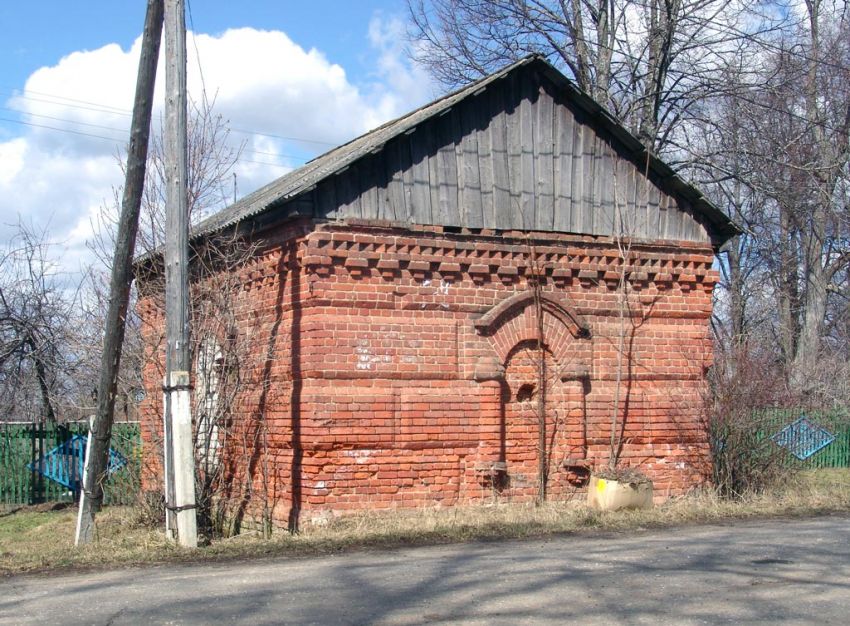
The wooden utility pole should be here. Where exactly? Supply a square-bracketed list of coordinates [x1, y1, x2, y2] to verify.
[75, 0, 164, 547]
[163, 0, 197, 548]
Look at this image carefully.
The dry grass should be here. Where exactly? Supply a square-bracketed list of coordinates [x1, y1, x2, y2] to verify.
[2, 469, 849, 577]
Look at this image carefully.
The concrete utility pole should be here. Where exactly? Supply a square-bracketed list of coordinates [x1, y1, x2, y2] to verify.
[164, 0, 198, 548]
[163, 0, 197, 548]
[75, 0, 164, 547]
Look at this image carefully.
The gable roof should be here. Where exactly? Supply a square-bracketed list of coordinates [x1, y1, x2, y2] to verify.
[192, 55, 739, 247]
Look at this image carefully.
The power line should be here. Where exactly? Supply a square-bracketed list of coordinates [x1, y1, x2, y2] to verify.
[0, 106, 315, 164]
[1, 88, 133, 115]
[0, 89, 132, 117]
[0, 115, 300, 168]
[1, 88, 337, 147]
[0, 106, 130, 134]
[185, 0, 209, 109]
[0, 116, 125, 142]
[230, 127, 335, 147]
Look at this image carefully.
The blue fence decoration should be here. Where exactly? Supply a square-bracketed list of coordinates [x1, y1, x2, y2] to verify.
[1, 422, 140, 506]
[772, 416, 836, 461]
[26, 435, 128, 492]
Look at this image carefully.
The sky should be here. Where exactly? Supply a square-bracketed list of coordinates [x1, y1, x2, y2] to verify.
[0, 0, 438, 271]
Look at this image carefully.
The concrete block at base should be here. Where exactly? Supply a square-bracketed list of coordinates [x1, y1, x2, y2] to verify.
[587, 475, 653, 511]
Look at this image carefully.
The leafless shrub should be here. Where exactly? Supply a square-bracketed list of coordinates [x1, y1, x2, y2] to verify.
[706, 344, 794, 498]
[133, 489, 166, 528]
[136, 228, 268, 538]
[94, 94, 273, 538]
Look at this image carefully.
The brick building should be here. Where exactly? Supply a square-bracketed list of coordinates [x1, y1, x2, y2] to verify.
[138, 55, 737, 527]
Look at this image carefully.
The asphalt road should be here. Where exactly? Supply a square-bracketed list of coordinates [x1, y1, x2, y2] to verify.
[2, 514, 849, 625]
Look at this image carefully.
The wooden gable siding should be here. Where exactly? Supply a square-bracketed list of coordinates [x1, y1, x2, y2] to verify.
[305, 69, 709, 243]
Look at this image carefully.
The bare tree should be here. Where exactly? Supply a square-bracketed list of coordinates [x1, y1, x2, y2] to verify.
[684, 59, 775, 355]
[83, 95, 242, 421]
[407, 0, 782, 151]
[777, 2, 849, 394]
[702, 3, 849, 399]
[92, 96, 240, 263]
[0, 222, 87, 423]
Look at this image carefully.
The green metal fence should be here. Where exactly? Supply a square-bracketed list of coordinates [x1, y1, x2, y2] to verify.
[756, 407, 850, 469]
[0, 421, 141, 507]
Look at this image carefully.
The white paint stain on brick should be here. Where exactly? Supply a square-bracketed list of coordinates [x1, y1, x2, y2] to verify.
[344, 449, 373, 464]
[354, 341, 392, 370]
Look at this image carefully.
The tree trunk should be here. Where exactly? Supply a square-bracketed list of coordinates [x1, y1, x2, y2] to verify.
[791, 261, 828, 395]
[593, 0, 614, 106]
[726, 235, 745, 345]
[777, 206, 799, 367]
[33, 352, 57, 423]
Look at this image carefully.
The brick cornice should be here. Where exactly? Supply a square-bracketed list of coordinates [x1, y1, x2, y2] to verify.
[299, 223, 718, 292]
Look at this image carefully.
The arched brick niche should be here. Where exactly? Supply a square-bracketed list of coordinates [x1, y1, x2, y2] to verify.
[472, 292, 593, 381]
[471, 293, 594, 497]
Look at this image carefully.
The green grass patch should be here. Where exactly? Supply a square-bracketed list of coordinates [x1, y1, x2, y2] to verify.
[0, 512, 56, 539]
[2, 469, 849, 577]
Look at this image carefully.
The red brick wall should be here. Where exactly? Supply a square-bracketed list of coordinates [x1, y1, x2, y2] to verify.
[139, 219, 718, 524]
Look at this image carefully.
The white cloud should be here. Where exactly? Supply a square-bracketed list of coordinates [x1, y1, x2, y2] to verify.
[188, 27, 407, 147]
[0, 21, 438, 271]
[367, 15, 440, 118]
[0, 138, 26, 185]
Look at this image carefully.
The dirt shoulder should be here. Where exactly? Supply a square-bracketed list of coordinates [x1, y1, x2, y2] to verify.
[2, 469, 848, 577]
